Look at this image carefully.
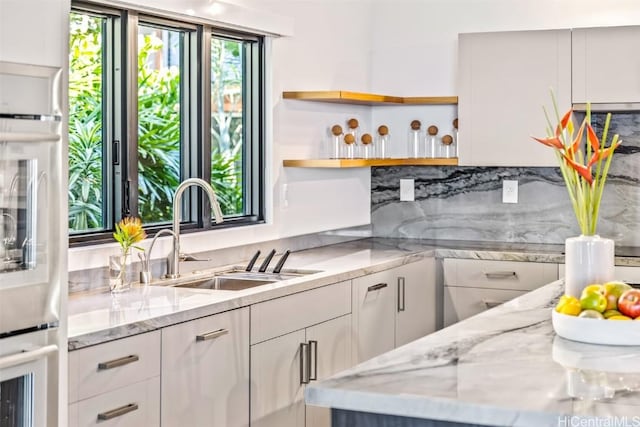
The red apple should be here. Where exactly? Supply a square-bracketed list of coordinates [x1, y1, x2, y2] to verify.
[617, 289, 640, 319]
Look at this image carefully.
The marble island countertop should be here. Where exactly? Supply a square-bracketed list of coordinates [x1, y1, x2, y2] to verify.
[67, 237, 640, 351]
[304, 280, 640, 426]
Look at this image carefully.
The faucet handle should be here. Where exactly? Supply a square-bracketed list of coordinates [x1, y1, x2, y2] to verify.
[180, 253, 211, 262]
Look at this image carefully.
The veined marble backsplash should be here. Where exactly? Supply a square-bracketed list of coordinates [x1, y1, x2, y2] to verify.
[371, 112, 640, 246]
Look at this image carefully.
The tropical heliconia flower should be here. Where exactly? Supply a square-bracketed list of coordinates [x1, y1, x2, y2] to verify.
[532, 92, 621, 236]
[113, 216, 147, 254]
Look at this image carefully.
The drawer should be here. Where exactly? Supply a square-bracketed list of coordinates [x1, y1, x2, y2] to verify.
[444, 259, 557, 291]
[443, 286, 527, 327]
[251, 280, 351, 344]
[70, 331, 160, 401]
[75, 377, 160, 427]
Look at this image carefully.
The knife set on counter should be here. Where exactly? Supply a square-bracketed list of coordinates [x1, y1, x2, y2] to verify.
[245, 249, 290, 274]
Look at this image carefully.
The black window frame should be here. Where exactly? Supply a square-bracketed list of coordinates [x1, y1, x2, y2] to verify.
[69, 2, 266, 247]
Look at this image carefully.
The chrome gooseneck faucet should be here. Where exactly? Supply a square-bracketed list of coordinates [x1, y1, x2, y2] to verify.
[166, 178, 223, 279]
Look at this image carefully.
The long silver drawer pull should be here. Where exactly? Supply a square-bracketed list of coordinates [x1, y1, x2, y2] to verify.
[196, 328, 229, 342]
[484, 271, 517, 279]
[300, 342, 310, 384]
[367, 282, 388, 292]
[97, 403, 138, 420]
[98, 355, 139, 370]
[309, 340, 318, 381]
[397, 277, 406, 312]
[482, 300, 505, 309]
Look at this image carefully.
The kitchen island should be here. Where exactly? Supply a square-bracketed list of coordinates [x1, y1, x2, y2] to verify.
[305, 280, 640, 427]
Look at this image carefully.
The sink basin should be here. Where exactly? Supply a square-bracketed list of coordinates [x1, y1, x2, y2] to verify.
[173, 276, 276, 291]
[151, 267, 322, 291]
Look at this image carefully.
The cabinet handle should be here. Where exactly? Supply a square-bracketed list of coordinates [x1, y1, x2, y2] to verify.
[397, 277, 406, 312]
[196, 328, 229, 342]
[484, 271, 517, 279]
[97, 403, 138, 421]
[482, 300, 505, 309]
[97, 355, 139, 370]
[299, 342, 310, 384]
[367, 282, 387, 292]
[308, 340, 318, 381]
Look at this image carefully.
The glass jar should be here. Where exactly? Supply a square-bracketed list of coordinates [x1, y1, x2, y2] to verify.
[343, 133, 356, 159]
[453, 118, 459, 158]
[346, 118, 360, 158]
[408, 120, 422, 158]
[328, 124, 343, 158]
[426, 125, 438, 158]
[376, 125, 390, 158]
[441, 134, 455, 158]
[361, 133, 373, 159]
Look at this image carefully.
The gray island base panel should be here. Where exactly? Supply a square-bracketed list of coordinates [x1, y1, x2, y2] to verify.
[332, 409, 487, 426]
[305, 280, 640, 427]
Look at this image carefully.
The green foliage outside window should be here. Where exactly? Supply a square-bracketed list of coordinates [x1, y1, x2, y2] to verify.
[68, 12, 246, 233]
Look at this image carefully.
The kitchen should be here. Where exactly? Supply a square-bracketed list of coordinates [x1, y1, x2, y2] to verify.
[2, 0, 640, 426]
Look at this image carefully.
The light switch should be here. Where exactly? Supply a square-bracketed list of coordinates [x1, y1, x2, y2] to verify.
[502, 180, 518, 204]
[400, 179, 415, 201]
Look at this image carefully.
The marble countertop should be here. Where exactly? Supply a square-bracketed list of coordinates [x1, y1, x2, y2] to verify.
[67, 237, 640, 350]
[305, 280, 640, 426]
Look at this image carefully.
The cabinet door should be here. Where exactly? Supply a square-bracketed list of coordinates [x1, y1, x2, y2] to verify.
[161, 307, 249, 427]
[352, 269, 396, 363]
[572, 26, 640, 104]
[395, 259, 436, 347]
[458, 29, 571, 166]
[443, 286, 527, 327]
[305, 314, 352, 427]
[250, 329, 306, 427]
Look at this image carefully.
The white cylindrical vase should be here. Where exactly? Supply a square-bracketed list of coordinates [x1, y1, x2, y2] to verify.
[564, 235, 614, 298]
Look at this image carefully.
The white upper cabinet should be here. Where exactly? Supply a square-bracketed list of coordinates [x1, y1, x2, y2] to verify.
[458, 29, 571, 166]
[572, 26, 640, 104]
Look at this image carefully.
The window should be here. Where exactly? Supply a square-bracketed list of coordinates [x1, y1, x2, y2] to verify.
[68, 4, 265, 243]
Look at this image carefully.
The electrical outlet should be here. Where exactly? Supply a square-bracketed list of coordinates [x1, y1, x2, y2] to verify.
[280, 183, 289, 209]
[400, 179, 415, 201]
[502, 180, 518, 204]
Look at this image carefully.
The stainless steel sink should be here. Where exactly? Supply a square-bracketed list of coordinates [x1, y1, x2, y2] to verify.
[151, 267, 321, 291]
[173, 276, 276, 291]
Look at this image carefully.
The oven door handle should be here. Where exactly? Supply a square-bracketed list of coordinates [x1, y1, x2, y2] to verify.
[0, 345, 58, 370]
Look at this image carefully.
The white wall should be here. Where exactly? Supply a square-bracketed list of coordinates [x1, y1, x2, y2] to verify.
[69, 0, 374, 270]
[369, 0, 640, 157]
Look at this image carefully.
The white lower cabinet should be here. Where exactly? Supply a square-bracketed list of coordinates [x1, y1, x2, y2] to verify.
[76, 377, 160, 427]
[67, 331, 161, 427]
[249, 280, 352, 427]
[443, 259, 558, 326]
[353, 258, 436, 363]
[161, 307, 250, 427]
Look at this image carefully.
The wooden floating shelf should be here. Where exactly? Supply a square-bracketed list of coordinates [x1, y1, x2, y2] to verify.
[283, 158, 459, 168]
[282, 91, 458, 106]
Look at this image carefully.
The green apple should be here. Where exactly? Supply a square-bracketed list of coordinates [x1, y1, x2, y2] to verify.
[580, 292, 607, 313]
[603, 281, 633, 311]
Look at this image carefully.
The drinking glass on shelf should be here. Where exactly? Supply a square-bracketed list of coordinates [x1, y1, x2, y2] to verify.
[408, 120, 422, 158]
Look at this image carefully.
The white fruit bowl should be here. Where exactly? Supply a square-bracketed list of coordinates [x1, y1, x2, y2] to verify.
[552, 310, 640, 346]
